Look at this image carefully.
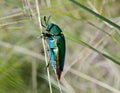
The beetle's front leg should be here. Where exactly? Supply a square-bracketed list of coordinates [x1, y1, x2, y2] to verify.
[42, 32, 52, 38]
[40, 33, 48, 39]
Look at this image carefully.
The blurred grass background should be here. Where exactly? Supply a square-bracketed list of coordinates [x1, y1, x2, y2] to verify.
[0, 0, 120, 93]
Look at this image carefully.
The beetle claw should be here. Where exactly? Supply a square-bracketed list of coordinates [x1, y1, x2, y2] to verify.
[40, 33, 46, 39]
[44, 63, 50, 70]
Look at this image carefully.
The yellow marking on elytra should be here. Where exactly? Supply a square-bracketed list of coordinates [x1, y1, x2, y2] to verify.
[54, 39, 60, 73]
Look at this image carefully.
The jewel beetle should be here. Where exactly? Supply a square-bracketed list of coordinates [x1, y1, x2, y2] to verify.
[41, 16, 66, 80]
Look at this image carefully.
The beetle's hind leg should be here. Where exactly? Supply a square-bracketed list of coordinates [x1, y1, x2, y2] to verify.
[44, 57, 51, 70]
[44, 48, 51, 70]
[46, 59, 50, 68]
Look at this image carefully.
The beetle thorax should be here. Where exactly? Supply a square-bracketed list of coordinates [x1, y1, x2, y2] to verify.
[46, 23, 62, 36]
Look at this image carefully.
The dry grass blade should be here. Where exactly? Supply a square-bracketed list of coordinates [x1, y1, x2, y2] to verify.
[35, 0, 53, 93]
[0, 41, 44, 60]
[69, 0, 120, 30]
[69, 68, 120, 93]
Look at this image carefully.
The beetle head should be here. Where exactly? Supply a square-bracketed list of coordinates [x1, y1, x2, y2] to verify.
[41, 16, 62, 35]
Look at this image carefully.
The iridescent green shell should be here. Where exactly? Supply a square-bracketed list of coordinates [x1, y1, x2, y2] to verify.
[46, 23, 62, 35]
[46, 23, 65, 80]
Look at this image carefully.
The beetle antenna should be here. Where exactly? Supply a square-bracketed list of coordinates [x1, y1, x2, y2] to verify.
[41, 19, 46, 28]
[46, 16, 51, 25]
[44, 16, 47, 26]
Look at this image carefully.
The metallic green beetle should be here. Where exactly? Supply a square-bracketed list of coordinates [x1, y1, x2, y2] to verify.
[42, 16, 66, 80]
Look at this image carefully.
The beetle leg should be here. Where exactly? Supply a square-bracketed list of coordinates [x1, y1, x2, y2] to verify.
[40, 33, 47, 39]
[46, 61, 50, 67]
[44, 55, 51, 70]
[44, 48, 52, 70]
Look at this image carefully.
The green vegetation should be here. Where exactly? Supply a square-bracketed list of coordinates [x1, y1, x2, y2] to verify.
[0, 0, 120, 93]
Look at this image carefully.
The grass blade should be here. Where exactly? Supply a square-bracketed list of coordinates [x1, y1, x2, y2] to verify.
[69, 0, 120, 30]
[64, 31, 120, 65]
